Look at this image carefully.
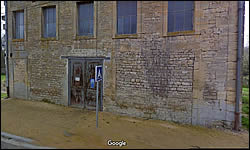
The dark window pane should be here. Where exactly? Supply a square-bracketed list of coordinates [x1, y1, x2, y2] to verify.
[167, 12, 174, 32]
[117, 1, 127, 16]
[43, 9, 48, 37]
[15, 13, 20, 39]
[131, 15, 137, 33]
[124, 16, 130, 34]
[168, 1, 175, 12]
[20, 24, 24, 39]
[168, 1, 194, 32]
[49, 22, 56, 37]
[83, 21, 88, 34]
[184, 11, 193, 31]
[117, 16, 123, 34]
[175, 12, 184, 31]
[117, 1, 137, 34]
[15, 11, 24, 39]
[20, 12, 24, 25]
[128, 1, 137, 16]
[43, 7, 56, 38]
[79, 4, 88, 19]
[184, 1, 194, 11]
[174, 1, 185, 11]
[78, 2, 94, 36]
[89, 20, 94, 35]
[79, 21, 83, 34]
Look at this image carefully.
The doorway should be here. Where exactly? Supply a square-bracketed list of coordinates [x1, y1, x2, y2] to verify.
[69, 58, 103, 111]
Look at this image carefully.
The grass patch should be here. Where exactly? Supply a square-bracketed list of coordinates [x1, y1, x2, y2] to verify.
[242, 88, 249, 107]
[242, 87, 249, 130]
[242, 116, 249, 130]
[42, 98, 55, 104]
[1, 93, 7, 99]
[242, 104, 249, 114]
[242, 88, 249, 96]
[1, 75, 6, 82]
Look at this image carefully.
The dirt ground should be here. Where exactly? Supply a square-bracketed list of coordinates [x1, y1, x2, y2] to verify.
[1, 98, 249, 149]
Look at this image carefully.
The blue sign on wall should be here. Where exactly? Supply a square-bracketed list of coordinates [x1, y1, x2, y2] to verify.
[90, 79, 95, 88]
[95, 66, 103, 82]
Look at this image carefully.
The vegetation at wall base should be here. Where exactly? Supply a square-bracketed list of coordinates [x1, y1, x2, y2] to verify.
[1, 75, 7, 99]
[242, 87, 249, 131]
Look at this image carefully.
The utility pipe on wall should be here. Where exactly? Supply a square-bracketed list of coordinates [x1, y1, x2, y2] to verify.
[235, 1, 245, 131]
[4, 1, 9, 98]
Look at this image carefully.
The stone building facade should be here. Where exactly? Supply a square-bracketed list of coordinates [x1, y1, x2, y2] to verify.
[7, 1, 244, 129]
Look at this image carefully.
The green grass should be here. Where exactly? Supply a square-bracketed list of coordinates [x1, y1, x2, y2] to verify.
[1, 93, 7, 99]
[1, 75, 6, 82]
[243, 76, 249, 88]
[1, 75, 6, 99]
[242, 116, 249, 130]
[242, 87, 249, 130]
[242, 104, 249, 114]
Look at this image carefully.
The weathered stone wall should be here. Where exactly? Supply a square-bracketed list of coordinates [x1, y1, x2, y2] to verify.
[192, 1, 239, 128]
[7, 1, 240, 128]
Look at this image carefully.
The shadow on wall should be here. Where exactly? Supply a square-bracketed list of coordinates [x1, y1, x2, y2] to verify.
[1, 50, 6, 74]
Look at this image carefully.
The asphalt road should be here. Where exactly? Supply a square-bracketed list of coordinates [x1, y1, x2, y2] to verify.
[1, 137, 53, 149]
[1, 140, 27, 149]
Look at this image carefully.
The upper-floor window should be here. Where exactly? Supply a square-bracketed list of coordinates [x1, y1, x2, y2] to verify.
[14, 11, 24, 39]
[117, 1, 137, 35]
[168, 1, 194, 32]
[43, 6, 56, 38]
[78, 2, 94, 36]
[1, 15, 5, 21]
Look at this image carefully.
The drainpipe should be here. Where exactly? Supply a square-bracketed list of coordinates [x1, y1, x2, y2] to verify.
[4, 1, 9, 98]
[234, 1, 245, 131]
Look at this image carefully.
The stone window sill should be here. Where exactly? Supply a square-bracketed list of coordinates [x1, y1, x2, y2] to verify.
[41, 37, 57, 41]
[74, 35, 96, 40]
[163, 30, 200, 37]
[12, 39, 24, 42]
[112, 34, 138, 39]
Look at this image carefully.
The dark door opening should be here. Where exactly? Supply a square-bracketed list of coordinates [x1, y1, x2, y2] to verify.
[69, 59, 103, 110]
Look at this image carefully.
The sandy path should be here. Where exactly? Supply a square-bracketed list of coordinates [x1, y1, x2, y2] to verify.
[1, 98, 249, 149]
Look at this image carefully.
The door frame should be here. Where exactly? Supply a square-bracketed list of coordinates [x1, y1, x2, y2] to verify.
[68, 57, 104, 111]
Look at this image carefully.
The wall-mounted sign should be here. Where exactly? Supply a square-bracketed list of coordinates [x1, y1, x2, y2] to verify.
[90, 79, 95, 88]
[75, 77, 80, 81]
[95, 66, 103, 82]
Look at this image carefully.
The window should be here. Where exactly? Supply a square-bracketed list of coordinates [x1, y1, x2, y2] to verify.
[43, 6, 56, 38]
[2, 15, 5, 21]
[168, 1, 194, 32]
[14, 11, 24, 39]
[78, 2, 94, 36]
[117, 1, 137, 35]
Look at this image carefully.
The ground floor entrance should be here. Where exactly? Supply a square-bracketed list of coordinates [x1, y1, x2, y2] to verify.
[68, 58, 103, 110]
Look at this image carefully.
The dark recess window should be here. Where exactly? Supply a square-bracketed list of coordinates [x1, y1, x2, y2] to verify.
[168, 1, 194, 32]
[117, 1, 137, 35]
[43, 6, 56, 38]
[14, 11, 24, 39]
[78, 2, 94, 36]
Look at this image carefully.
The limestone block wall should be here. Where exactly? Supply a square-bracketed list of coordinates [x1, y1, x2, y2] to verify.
[7, 1, 240, 128]
[192, 1, 239, 128]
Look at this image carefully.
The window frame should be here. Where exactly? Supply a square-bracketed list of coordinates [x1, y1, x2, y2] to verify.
[112, 1, 142, 39]
[73, 1, 97, 40]
[40, 3, 59, 41]
[162, 1, 201, 37]
[77, 1, 94, 37]
[12, 9, 26, 42]
[116, 1, 137, 35]
[42, 6, 56, 38]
